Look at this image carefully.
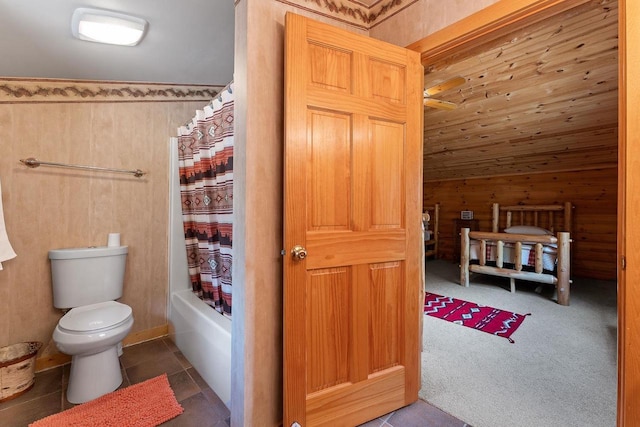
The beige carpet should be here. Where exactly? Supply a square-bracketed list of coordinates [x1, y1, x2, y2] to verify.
[420, 260, 617, 427]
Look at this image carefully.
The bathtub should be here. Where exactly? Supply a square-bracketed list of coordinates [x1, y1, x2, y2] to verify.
[167, 138, 232, 406]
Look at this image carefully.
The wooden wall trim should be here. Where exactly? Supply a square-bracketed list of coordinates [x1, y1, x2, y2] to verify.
[424, 165, 618, 183]
[406, 0, 591, 65]
[122, 325, 170, 347]
[0, 78, 222, 104]
[618, 1, 639, 425]
[618, 3, 627, 424]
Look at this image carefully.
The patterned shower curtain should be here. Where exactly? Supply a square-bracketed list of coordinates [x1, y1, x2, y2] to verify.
[176, 83, 233, 317]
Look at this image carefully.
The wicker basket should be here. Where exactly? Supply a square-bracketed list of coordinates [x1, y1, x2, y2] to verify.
[0, 341, 42, 402]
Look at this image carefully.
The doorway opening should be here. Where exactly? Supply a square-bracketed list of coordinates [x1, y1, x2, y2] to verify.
[416, 1, 618, 425]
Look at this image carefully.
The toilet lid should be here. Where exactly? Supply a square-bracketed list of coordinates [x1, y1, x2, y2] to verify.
[59, 301, 132, 332]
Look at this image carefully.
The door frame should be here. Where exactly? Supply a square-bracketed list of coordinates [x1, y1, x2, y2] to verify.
[407, 0, 633, 425]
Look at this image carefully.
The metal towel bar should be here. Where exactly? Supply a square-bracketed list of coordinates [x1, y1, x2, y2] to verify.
[19, 157, 146, 178]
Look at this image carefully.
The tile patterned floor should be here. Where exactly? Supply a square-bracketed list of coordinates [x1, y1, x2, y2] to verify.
[0, 337, 230, 427]
[0, 337, 468, 427]
[358, 401, 470, 427]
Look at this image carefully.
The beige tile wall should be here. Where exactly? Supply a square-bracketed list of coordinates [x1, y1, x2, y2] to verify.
[0, 83, 206, 359]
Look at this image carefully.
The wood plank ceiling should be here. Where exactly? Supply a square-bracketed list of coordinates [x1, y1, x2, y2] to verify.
[422, 0, 618, 182]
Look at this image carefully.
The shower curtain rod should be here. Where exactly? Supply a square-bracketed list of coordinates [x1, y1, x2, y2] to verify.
[217, 80, 233, 97]
[19, 157, 146, 178]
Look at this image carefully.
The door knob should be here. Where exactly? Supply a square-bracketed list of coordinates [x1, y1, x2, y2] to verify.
[291, 245, 307, 261]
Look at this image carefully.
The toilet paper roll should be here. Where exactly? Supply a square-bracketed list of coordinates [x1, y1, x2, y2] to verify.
[107, 233, 120, 247]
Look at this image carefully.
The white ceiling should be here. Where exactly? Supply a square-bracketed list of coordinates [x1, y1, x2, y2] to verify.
[0, 0, 235, 85]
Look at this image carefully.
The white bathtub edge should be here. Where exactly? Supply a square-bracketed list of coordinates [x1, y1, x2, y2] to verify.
[170, 289, 232, 407]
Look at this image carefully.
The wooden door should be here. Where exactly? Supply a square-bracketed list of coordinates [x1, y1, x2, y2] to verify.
[619, 1, 640, 424]
[283, 13, 424, 427]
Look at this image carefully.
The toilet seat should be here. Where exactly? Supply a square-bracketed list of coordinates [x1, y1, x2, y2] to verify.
[59, 301, 132, 333]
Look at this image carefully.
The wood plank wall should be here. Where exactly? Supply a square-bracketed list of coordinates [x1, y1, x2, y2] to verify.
[424, 167, 617, 280]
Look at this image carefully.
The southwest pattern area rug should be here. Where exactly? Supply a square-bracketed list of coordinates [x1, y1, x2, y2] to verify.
[424, 292, 530, 343]
[29, 374, 183, 427]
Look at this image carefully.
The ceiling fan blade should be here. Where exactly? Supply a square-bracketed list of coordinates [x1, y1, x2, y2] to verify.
[424, 98, 458, 110]
[424, 76, 466, 96]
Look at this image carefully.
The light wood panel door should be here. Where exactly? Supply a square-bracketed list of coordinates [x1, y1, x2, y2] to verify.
[283, 13, 424, 427]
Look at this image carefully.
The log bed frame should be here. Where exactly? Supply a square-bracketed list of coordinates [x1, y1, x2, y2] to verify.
[460, 202, 572, 305]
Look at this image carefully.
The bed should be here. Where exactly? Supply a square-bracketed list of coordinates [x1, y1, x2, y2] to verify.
[460, 202, 572, 305]
[423, 203, 440, 259]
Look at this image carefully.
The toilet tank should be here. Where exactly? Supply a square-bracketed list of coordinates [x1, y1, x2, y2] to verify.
[49, 246, 128, 309]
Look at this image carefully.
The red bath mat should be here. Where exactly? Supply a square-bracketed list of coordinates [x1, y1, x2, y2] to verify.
[29, 374, 183, 427]
[424, 292, 530, 343]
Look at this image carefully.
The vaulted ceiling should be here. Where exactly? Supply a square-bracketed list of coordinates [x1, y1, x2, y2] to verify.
[422, 0, 618, 182]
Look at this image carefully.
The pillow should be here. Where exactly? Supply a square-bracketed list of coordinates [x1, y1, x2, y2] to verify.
[504, 225, 553, 235]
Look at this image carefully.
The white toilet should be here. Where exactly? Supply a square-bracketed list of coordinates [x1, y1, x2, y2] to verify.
[49, 245, 134, 404]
